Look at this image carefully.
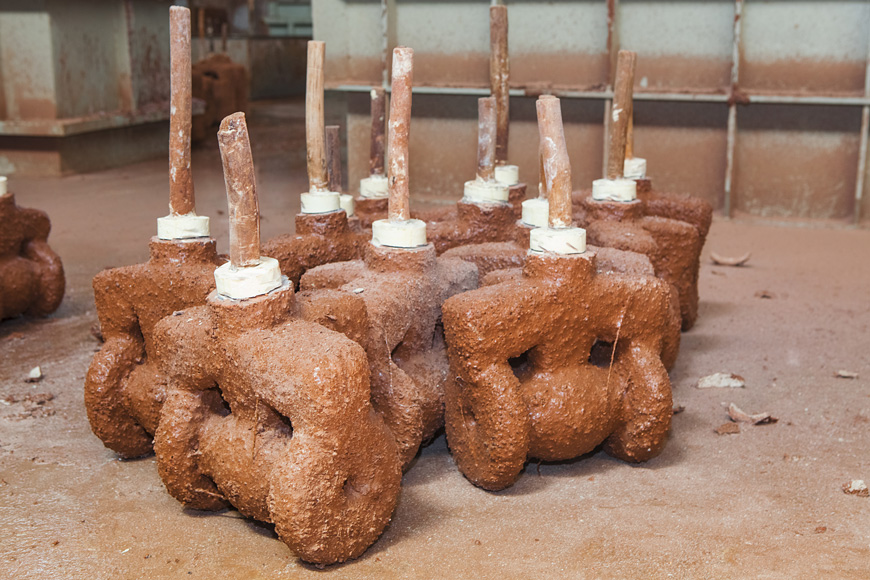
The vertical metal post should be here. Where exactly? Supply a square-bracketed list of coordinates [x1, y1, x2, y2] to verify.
[724, 0, 744, 218]
[853, 12, 870, 225]
[602, 0, 620, 177]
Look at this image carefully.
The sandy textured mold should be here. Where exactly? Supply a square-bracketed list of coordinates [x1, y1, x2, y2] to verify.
[298, 242, 477, 467]
[85, 237, 222, 457]
[442, 249, 677, 491]
[261, 210, 368, 287]
[0, 192, 65, 321]
[152, 283, 402, 565]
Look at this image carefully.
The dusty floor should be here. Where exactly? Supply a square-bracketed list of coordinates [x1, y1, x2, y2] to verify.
[1, 100, 869, 579]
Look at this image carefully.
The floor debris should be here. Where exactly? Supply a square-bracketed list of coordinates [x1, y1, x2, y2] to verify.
[842, 480, 868, 497]
[672, 405, 686, 415]
[754, 290, 774, 299]
[835, 370, 859, 379]
[727, 403, 778, 425]
[711, 251, 751, 267]
[697, 373, 745, 389]
[715, 422, 740, 435]
[25, 366, 43, 383]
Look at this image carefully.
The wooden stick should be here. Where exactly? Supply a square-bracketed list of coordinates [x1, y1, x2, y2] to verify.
[490, 5, 510, 165]
[625, 110, 635, 160]
[169, 6, 195, 216]
[369, 87, 387, 176]
[217, 113, 260, 268]
[477, 97, 497, 181]
[326, 125, 342, 193]
[606, 50, 636, 180]
[221, 22, 228, 54]
[306, 40, 329, 192]
[536, 96, 572, 228]
[197, 7, 207, 59]
[388, 47, 413, 221]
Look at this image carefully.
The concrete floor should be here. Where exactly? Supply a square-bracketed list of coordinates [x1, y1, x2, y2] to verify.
[1, 100, 869, 579]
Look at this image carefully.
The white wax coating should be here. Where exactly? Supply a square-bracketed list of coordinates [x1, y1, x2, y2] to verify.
[494, 164, 519, 186]
[371, 218, 427, 248]
[529, 226, 587, 255]
[591, 178, 637, 202]
[340, 193, 355, 217]
[157, 213, 210, 239]
[214, 256, 283, 300]
[0, 176, 7, 196]
[359, 174, 389, 198]
[521, 198, 549, 228]
[623, 157, 647, 180]
[300, 191, 341, 214]
[463, 179, 510, 203]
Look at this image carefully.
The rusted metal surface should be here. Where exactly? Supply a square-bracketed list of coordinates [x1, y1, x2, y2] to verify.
[320, 0, 870, 222]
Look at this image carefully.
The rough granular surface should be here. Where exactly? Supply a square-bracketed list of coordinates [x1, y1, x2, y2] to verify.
[261, 210, 368, 288]
[152, 282, 402, 565]
[442, 249, 677, 491]
[574, 193, 703, 330]
[0, 193, 65, 321]
[85, 237, 222, 458]
[299, 242, 478, 467]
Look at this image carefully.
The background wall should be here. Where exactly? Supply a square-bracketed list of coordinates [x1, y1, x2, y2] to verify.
[314, 0, 870, 225]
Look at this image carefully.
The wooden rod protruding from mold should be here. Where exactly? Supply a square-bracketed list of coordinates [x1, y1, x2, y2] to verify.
[626, 111, 635, 160]
[306, 40, 329, 192]
[536, 96, 572, 229]
[538, 137, 547, 199]
[477, 97, 497, 181]
[217, 113, 260, 268]
[326, 125, 342, 193]
[169, 6, 196, 216]
[369, 87, 387, 176]
[606, 50, 637, 180]
[490, 4, 510, 165]
[387, 46, 413, 221]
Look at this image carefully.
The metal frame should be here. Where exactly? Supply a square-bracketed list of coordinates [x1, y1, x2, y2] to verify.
[336, 0, 870, 224]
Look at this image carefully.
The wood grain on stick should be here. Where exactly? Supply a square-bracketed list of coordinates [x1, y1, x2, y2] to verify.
[477, 97, 497, 181]
[369, 87, 386, 176]
[606, 50, 636, 180]
[218, 113, 260, 268]
[536, 96, 572, 228]
[326, 125, 342, 193]
[169, 6, 195, 216]
[490, 5, 510, 164]
[306, 40, 328, 192]
[626, 112, 635, 160]
[388, 47, 413, 221]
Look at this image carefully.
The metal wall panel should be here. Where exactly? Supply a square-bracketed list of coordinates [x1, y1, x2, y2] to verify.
[316, 0, 870, 224]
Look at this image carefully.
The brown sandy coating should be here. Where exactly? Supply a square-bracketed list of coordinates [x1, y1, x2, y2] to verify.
[442, 249, 675, 491]
[574, 193, 703, 331]
[355, 196, 389, 228]
[490, 4, 510, 165]
[369, 87, 386, 176]
[636, 179, 714, 242]
[607, 50, 636, 181]
[412, 182, 526, 225]
[298, 243, 477, 468]
[537, 96, 571, 228]
[306, 40, 329, 192]
[261, 210, 368, 288]
[169, 6, 195, 216]
[477, 97, 497, 181]
[326, 124, 343, 193]
[85, 237, 221, 457]
[388, 47, 413, 221]
[218, 113, 260, 268]
[152, 283, 402, 565]
[426, 200, 518, 255]
[0, 192, 65, 321]
[191, 53, 249, 143]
